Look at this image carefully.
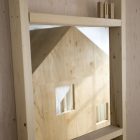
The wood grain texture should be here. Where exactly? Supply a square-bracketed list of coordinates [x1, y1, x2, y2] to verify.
[9, 0, 35, 140]
[29, 12, 121, 27]
[126, 0, 140, 140]
[0, 0, 17, 140]
[29, 13, 122, 27]
[73, 126, 123, 140]
[28, 0, 120, 19]
[110, 27, 122, 127]
[32, 27, 110, 140]
[109, 1, 126, 140]
[28, 0, 100, 17]
[31, 26, 70, 72]
[0, 0, 139, 139]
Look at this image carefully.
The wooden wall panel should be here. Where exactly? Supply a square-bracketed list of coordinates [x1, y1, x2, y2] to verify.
[28, 0, 101, 17]
[1, 0, 140, 139]
[126, 0, 140, 140]
[32, 27, 110, 140]
[0, 0, 17, 139]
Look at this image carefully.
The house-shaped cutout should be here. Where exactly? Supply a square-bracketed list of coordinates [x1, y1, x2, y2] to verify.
[30, 26, 110, 140]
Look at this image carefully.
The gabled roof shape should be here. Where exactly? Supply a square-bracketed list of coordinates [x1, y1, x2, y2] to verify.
[30, 26, 70, 72]
[31, 26, 108, 83]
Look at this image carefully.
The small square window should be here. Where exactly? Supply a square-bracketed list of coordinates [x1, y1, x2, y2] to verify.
[55, 85, 75, 115]
[96, 103, 108, 123]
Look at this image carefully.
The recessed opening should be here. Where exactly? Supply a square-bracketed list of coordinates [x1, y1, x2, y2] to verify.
[96, 103, 108, 124]
[30, 25, 111, 139]
[55, 84, 75, 115]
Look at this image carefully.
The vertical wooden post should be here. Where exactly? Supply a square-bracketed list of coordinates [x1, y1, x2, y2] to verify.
[109, 2, 115, 19]
[104, 1, 109, 18]
[97, 2, 104, 18]
[8, 0, 35, 140]
[109, 0, 126, 140]
[121, 0, 126, 139]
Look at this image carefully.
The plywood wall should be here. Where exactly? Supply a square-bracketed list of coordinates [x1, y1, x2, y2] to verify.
[0, 0, 140, 140]
[28, 0, 140, 140]
[126, 0, 140, 140]
[28, 0, 100, 17]
[31, 27, 110, 140]
[0, 0, 17, 139]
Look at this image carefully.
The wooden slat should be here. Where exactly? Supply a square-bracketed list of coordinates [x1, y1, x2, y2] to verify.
[121, 0, 126, 139]
[29, 12, 122, 27]
[109, 26, 122, 129]
[73, 126, 123, 140]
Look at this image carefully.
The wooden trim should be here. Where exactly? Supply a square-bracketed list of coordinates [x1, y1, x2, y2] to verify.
[109, 27, 122, 127]
[73, 126, 123, 140]
[8, 0, 35, 140]
[29, 12, 122, 27]
[121, 0, 126, 139]
[109, 0, 126, 140]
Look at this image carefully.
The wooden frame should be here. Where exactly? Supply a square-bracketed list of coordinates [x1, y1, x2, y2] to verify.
[9, 0, 126, 140]
[8, 0, 35, 140]
[29, 12, 121, 27]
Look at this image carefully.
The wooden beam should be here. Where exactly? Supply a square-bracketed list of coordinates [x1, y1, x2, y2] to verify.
[29, 12, 122, 27]
[8, 0, 35, 140]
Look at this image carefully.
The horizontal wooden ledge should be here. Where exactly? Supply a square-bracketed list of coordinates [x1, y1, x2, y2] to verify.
[73, 126, 123, 140]
[29, 12, 122, 27]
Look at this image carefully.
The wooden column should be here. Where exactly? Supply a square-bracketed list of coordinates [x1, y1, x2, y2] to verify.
[8, 0, 35, 140]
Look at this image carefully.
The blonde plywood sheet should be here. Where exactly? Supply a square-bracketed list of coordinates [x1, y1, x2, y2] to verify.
[32, 27, 110, 140]
[28, 0, 99, 17]
[125, 0, 140, 140]
[32, 27, 109, 83]
[31, 26, 70, 72]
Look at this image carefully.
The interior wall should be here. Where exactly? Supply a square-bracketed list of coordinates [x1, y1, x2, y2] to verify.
[28, 0, 99, 17]
[126, 0, 140, 140]
[0, 0, 140, 140]
[0, 0, 17, 140]
[28, 0, 140, 140]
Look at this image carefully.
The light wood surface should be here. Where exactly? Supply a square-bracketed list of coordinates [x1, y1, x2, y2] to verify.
[32, 27, 110, 140]
[97, 2, 104, 18]
[1, 0, 139, 139]
[104, 2, 109, 19]
[7, 0, 126, 140]
[28, 0, 99, 17]
[121, 0, 126, 139]
[109, 1, 126, 140]
[110, 27, 122, 127]
[73, 126, 123, 140]
[29, 12, 122, 27]
[30, 26, 70, 72]
[0, 0, 17, 140]
[109, 3, 115, 19]
[9, 0, 35, 140]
